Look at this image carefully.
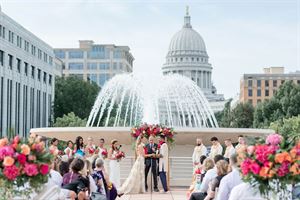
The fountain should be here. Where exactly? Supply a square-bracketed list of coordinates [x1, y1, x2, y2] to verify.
[86, 73, 218, 128]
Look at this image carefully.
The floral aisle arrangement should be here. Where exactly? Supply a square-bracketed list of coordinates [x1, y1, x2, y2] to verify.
[0, 134, 53, 199]
[131, 123, 175, 145]
[239, 133, 300, 199]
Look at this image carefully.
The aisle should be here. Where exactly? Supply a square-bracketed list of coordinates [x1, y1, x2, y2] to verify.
[119, 187, 187, 200]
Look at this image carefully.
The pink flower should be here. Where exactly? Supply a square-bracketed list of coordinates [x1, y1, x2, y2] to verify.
[266, 134, 282, 146]
[277, 161, 290, 177]
[250, 162, 261, 175]
[255, 145, 270, 163]
[3, 165, 19, 180]
[40, 164, 49, 175]
[247, 146, 255, 155]
[13, 135, 20, 144]
[24, 163, 38, 176]
[241, 158, 252, 175]
[17, 153, 26, 165]
[0, 146, 15, 160]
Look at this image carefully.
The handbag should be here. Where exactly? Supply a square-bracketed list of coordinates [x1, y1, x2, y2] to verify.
[90, 192, 107, 200]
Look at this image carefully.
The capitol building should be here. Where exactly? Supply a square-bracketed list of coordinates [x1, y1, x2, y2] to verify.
[163, 9, 226, 112]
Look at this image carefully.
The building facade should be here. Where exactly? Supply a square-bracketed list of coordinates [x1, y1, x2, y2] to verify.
[240, 67, 300, 107]
[162, 9, 226, 112]
[0, 8, 62, 137]
[54, 40, 134, 87]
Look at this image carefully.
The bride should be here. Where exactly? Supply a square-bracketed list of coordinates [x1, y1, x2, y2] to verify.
[118, 136, 145, 194]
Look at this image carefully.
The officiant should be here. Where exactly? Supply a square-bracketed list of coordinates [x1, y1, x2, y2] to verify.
[144, 135, 159, 192]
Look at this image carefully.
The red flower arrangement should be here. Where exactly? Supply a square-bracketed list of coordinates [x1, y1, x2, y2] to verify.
[131, 123, 175, 145]
[101, 149, 108, 159]
[115, 151, 125, 162]
[0, 134, 53, 199]
[239, 133, 300, 199]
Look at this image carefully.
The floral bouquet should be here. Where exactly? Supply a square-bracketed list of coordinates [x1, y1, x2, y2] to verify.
[0, 133, 53, 199]
[131, 123, 175, 145]
[240, 133, 300, 199]
[101, 149, 108, 159]
[115, 151, 125, 162]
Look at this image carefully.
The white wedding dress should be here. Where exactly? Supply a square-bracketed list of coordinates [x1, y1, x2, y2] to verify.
[118, 144, 145, 194]
[109, 150, 121, 188]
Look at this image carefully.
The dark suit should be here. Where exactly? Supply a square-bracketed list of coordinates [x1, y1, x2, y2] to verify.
[144, 143, 158, 190]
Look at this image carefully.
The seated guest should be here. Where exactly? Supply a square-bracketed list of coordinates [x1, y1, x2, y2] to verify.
[92, 158, 118, 200]
[209, 137, 223, 159]
[62, 158, 90, 200]
[223, 139, 236, 160]
[204, 160, 229, 200]
[216, 154, 242, 200]
[82, 159, 97, 195]
[189, 155, 224, 200]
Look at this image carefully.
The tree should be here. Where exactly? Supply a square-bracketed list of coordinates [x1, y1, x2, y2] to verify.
[53, 112, 87, 127]
[54, 77, 100, 121]
[230, 102, 254, 128]
[270, 115, 300, 146]
[218, 99, 233, 127]
[253, 81, 300, 128]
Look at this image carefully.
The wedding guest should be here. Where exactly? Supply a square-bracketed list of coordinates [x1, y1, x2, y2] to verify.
[189, 155, 224, 200]
[74, 136, 85, 157]
[64, 140, 74, 157]
[82, 160, 97, 195]
[62, 158, 90, 200]
[209, 137, 223, 159]
[92, 158, 118, 200]
[204, 160, 229, 200]
[228, 183, 267, 200]
[235, 135, 246, 151]
[216, 154, 242, 200]
[192, 138, 207, 168]
[223, 139, 236, 160]
[58, 160, 70, 177]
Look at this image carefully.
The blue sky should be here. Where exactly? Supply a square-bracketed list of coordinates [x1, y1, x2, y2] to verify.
[1, 0, 299, 99]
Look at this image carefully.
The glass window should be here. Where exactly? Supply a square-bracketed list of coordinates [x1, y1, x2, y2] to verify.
[37, 69, 41, 81]
[24, 62, 28, 76]
[297, 80, 300, 85]
[68, 63, 83, 70]
[248, 89, 252, 97]
[265, 89, 269, 96]
[248, 99, 253, 105]
[49, 56, 53, 65]
[257, 80, 261, 87]
[88, 45, 109, 59]
[87, 63, 97, 70]
[99, 63, 110, 70]
[17, 58, 21, 73]
[257, 99, 261, 104]
[31, 45, 36, 56]
[54, 50, 65, 59]
[43, 72, 47, 83]
[43, 53, 48, 62]
[25, 41, 29, 52]
[257, 89, 261, 97]
[38, 49, 42, 59]
[113, 50, 122, 58]
[0, 50, 4, 66]
[119, 63, 123, 70]
[99, 74, 109, 86]
[8, 54, 13, 69]
[265, 80, 269, 87]
[273, 80, 277, 87]
[248, 80, 253, 87]
[113, 62, 117, 70]
[49, 75, 52, 85]
[31, 66, 35, 79]
[87, 74, 97, 84]
[69, 50, 84, 59]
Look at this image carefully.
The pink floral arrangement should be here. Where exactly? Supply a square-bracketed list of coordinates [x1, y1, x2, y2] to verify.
[101, 149, 108, 159]
[239, 133, 300, 198]
[131, 123, 175, 144]
[115, 151, 125, 161]
[0, 134, 53, 198]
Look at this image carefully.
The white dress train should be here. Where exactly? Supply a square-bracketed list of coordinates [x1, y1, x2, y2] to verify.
[118, 145, 145, 194]
[109, 150, 121, 188]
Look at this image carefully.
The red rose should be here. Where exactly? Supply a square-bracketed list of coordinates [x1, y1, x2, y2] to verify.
[3, 165, 19, 180]
[17, 153, 26, 165]
[40, 164, 49, 175]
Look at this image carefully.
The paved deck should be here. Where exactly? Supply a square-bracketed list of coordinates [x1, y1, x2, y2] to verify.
[119, 188, 188, 200]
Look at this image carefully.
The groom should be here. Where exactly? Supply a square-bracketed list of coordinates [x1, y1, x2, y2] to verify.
[144, 135, 159, 192]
